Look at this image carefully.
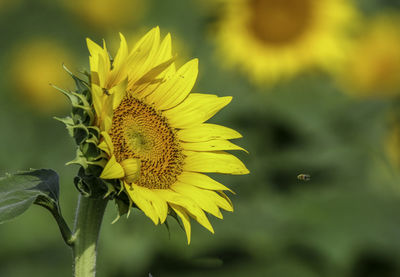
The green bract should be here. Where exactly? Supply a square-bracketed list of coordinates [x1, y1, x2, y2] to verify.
[54, 66, 130, 216]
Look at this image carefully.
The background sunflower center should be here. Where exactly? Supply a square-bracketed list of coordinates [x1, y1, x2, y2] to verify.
[110, 97, 184, 189]
[248, 0, 313, 45]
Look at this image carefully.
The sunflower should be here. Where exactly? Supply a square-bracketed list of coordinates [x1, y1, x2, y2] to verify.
[63, 0, 145, 31]
[337, 14, 400, 98]
[10, 39, 75, 113]
[80, 27, 249, 243]
[213, 0, 358, 84]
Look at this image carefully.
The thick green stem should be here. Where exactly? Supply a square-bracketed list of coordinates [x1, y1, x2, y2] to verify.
[72, 195, 108, 277]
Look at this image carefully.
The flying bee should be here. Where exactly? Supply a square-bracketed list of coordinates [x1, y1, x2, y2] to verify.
[297, 174, 311, 181]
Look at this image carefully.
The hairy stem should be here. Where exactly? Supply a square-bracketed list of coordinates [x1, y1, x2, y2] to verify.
[72, 195, 108, 277]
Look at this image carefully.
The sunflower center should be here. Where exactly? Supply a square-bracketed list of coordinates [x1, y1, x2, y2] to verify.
[248, 0, 313, 45]
[110, 96, 184, 189]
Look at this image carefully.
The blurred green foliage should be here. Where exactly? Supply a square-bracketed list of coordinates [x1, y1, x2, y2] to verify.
[1, 0, 400, 276]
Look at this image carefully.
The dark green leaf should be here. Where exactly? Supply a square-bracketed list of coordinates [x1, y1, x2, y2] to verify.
[0, 169, 60, 224]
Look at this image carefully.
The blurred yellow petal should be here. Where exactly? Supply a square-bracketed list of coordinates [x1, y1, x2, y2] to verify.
[214, 0, 359, 84]
[12, 39, 75, 114]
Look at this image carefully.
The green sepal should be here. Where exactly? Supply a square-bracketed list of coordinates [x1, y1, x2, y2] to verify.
[54, 116, 75, 137]
[57, 65, 126, 203]
[74, 168, 108, 198]
[66, 148, 90, 169]
[62, 64, 91, 94]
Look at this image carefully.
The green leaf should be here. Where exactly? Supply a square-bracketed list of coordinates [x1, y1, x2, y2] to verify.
[0, 169, 60, 224]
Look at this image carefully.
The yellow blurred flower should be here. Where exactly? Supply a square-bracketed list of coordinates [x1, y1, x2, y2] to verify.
[385, 115, 400, 170]
[213, 0, 358, 84]
[63, 0, 145, 31]
[0, 0, 22, 14]
[10, 39, 75, 113]
[338, 14, 400, 97]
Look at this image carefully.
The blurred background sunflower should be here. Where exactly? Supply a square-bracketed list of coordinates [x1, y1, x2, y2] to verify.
[212, 0, 359, 85]
[9, 39, 76, 114]
[2, 0, 400, 277]
[337, 13, 400, 98]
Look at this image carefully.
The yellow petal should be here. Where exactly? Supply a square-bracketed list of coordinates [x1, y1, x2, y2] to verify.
[154, 33, 173, 65]
[163, 94, 232, 129]
[172, 182, 223, 219]
[114, 33, 129, 70]
[132, 33, 176, 98]
[91, 84, 104, 118]
[177, 123, 242, 142]
[177, 172, 234, 193]
[127, 27, 161, 88]
[187, 206, 214, 234]
[87, 38, 110, 88]
[97, 141, 110, 156]
[98, 131, 114, 155]
[146, 189, 169, 224]
[107, 33, 129, 88]
[100, 155, 125, 179]
[101, 115, 112, 133]
[156, 189, 214, 234]
[132, 185, 168, 224]
[146, 59, 198, 110]
[101, 39, 111, 79]
[177, 182, 232, 212]
[218, 191, 234, 211]
[181, 139, 247, 152]
[120, 158, 141, 184]
[110, 78, 127, 109]
[133, 56, 176, 98]
[100, 97, 113, 132]
[86, 38, 103, 71]
[96, 53, 108, 88]
[101, 131, 114, 152]
[183, 151, 249, 175]
[124, 183, 159, 225]
[170, 204, 191, 244]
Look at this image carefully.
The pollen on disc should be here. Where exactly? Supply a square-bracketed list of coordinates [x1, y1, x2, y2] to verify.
[110, 96, 184, 189]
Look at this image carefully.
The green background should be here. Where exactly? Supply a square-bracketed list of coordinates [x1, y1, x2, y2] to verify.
[1, 0, 400, 276]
